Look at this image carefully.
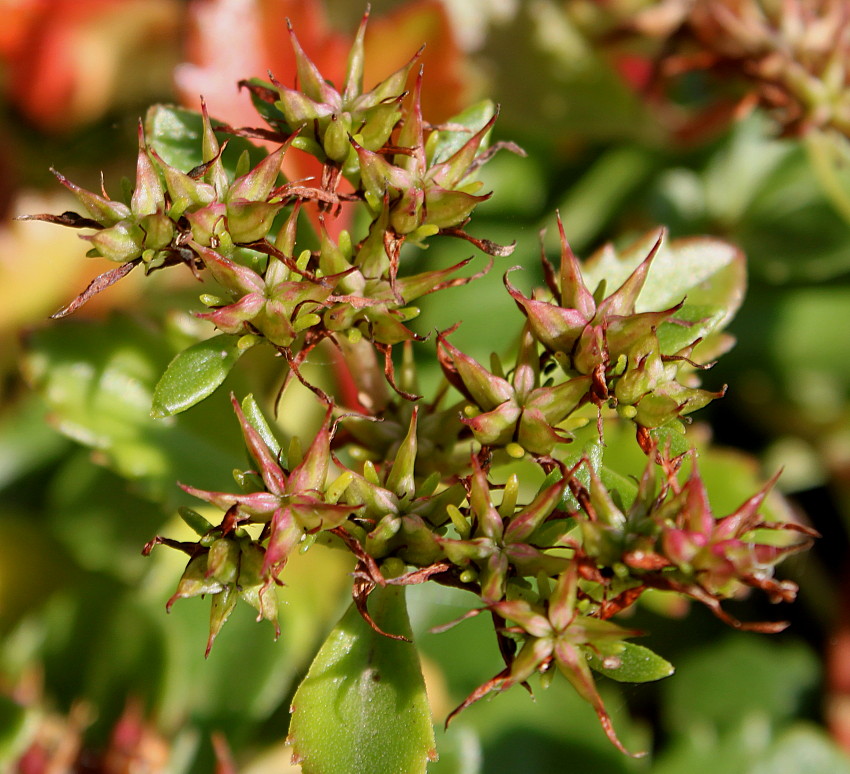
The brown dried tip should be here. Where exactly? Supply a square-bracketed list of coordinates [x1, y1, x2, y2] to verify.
[50, 259, 141, 319]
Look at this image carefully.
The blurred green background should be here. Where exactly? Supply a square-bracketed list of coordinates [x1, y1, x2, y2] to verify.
[2, 1, 850, 771]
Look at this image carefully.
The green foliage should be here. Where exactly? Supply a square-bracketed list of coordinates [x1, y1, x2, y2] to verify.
[151, 333, 247, 417]
[4, 3, 846, 773]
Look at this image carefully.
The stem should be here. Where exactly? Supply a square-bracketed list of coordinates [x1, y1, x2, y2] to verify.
[805, 130, 850, 226]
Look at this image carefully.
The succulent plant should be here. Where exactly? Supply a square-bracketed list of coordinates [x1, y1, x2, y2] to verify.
[22, 9, 815, 771]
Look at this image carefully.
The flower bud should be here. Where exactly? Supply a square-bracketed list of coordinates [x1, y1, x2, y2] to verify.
[84, 220, 145, 262]
[226, 201, 283, 243]
[141, 213, 175, 251]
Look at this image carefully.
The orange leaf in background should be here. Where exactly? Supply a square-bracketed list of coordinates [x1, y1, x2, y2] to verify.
[364, 1, 471, 125]
[0, 0, 180, 131]
[178, 0, 470, 129]
[176, 0, 349, 133]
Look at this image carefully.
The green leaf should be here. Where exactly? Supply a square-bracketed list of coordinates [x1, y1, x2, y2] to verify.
[588, 642, 674, 683]
[47, 452, 167, 582]
[151, 334, 244, 418]
[662, 635, 819, 734]
[0, 395, 69, 490]
[289, 584, 436, 774]
[750, 725, 850, 774]
[583, 234, 745, 330]
[22, 315, 244, 503]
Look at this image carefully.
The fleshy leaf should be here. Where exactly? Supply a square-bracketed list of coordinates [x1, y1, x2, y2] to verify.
[151, 334, 244, 417]
[288, 585, 436, 774]
[588, 642, 675, 683]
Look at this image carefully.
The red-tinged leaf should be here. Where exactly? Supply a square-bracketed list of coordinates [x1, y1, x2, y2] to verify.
[424, 187, 491, 229]
[597, 230, 664, 317]
[290, 496, 357, 532]
[192, 242, 265, 294]
[393, 255, 491, 302]
[713, 470, 781, 540]
[445, 669, 510, 728]
[548, 563, 579, 632]
[554, 640, 644, 757]
[464, 400, 521, 447]
[227, 141, 289, 202]
[194, 293, 265, 334]
[468, 455, 505, 541]
[427, 110, 498, 190]
[49, 168, 131, 225]
[230, 393, 287, 495]
[286, 18, 342, 109]
[177, 485, 279, 517]
[396, 67, 426, 173]
[385, 408, 418, 501]
[554, 212, 596, 316]
[516, 407, 570, 455]
[490, 599, 552, 639]
[439, 227, 516, 257]
[504, 269, 589, 352]
[50, 259, 141, 319]
[342, 7, 369, 104]
[285, 405, 333, 494]
[525, 375, 592, 421]
[440, 536, 498, 566]
[84, 221, 145, 263]
[263, 505, 303, 576]
[436, 331, 513, 410]
[132, 124, 165, 217]
[350, 137, 414, 198]
[167, 555, 224, 611]
[504, 477, 567, 544]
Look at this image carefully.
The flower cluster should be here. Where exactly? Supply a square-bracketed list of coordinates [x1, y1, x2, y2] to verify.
[586, 0, 850, 139]
[23, 8, 511, 397]
[31, 10, 815, 759]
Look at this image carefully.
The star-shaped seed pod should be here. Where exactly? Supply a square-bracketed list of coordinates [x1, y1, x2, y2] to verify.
[349, 69, 495, 238]
[341, 408, 466, 569]
[178, 395, 358, 580]
[505, 215, 723, 427]
[564, 449, 818, 632]
[145, 515, 279, 657]
[22, 106, 292, 318]
[643, 460, 818, 628]
[438, 455, 570, 604]
[437, 323, 590, 457]
[243, 8, 419, 167]
[446, 563, 643, 757]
